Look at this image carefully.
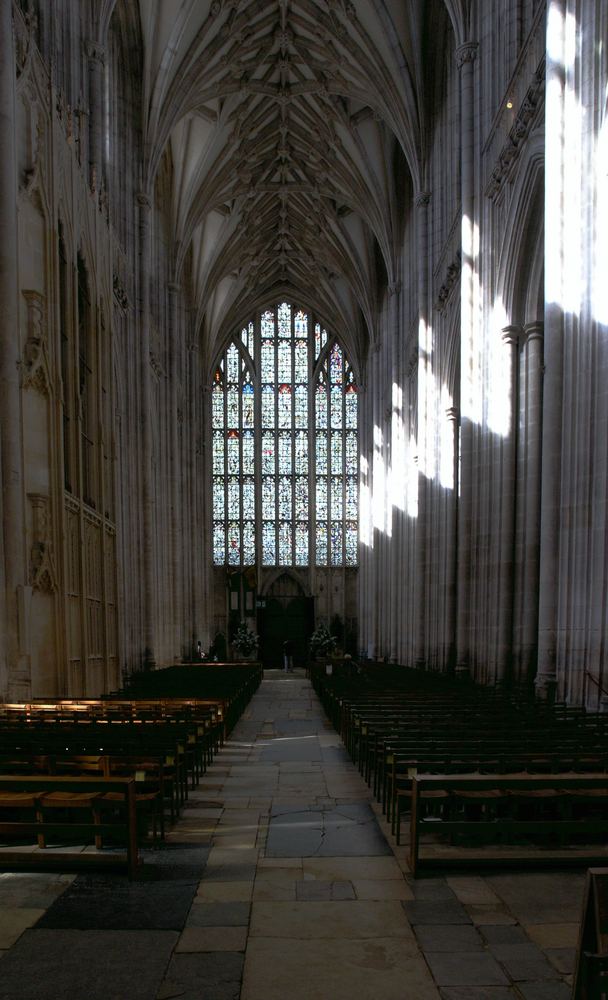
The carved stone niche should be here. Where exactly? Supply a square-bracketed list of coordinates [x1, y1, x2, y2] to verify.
[28, 493, 58, 594]
[21, 290, 51, 396]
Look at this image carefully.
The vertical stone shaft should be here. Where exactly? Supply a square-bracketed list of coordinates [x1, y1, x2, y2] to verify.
[414, 191, 430, 668]
[87, 41, 104, 190]
[389, 281, 401, 661]
[536, 0, 565, 698]
[0, 0, 28, 696]
[455, 41, 478, 675]
[521, 322, 544, 682]
[496, 326, 519, 682]
[445, 406, 459, 671]
[137, 193, 156, 665]
[168, 282, 182, 658]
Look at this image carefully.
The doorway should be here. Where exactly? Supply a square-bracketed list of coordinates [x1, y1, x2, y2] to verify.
[257, 574, 314, 669]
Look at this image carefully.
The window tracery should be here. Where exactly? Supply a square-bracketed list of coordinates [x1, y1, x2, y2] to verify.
[212, 303, 358, 568]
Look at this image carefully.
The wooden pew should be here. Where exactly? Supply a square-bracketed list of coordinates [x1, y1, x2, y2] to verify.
[0, 774, 140, 878]
[409, 773, 608, 877]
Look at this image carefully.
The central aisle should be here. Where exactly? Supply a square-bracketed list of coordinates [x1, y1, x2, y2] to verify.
[173, 671, 439, 1000]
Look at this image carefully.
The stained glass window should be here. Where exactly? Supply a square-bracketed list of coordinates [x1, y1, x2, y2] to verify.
[211, 307, 358, 567]
[211, 344, 256, 565]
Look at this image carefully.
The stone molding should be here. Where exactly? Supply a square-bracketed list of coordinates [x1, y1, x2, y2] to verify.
[486, 60, 545, 202]
[435, 251, 461, 312]
[20, 290, 51, 396]
[28, 493, 57, 593]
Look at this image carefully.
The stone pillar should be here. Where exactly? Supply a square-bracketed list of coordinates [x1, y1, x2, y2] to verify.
[414, 191, 431, 669]
[136, 192, 156, 667]
[168, 282, 183, 658]
[455, 41, 478, 677]
[536, 2, 565, 701]
[86, 40, 105, 192]
[521, 321, 544, 683]
[496, 326, 520, 683]
[445, 406, 459, 671]
[0, 0, 29, 698]
[388, 280, 401, 662]
[187, 340, 199, 649]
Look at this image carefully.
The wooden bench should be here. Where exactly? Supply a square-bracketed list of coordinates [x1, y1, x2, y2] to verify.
[409, 774, 608, 876]
[0, 775, 141, 878]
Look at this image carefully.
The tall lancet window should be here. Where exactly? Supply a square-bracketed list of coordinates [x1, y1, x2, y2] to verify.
[211, 302, 358, 568]
[212, 343, 256, 566]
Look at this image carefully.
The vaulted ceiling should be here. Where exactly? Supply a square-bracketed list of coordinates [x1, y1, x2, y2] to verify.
[112, 0, 462, 360]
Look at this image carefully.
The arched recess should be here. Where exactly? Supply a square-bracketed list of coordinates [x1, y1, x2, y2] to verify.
[494, 131, 545, 687]
[258, 571, 314, 670]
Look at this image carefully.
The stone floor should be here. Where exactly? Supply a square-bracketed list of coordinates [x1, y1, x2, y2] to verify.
[0, 672, 584, 999]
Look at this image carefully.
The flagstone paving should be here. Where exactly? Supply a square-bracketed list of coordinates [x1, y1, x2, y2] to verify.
[0, 671, 585, 998]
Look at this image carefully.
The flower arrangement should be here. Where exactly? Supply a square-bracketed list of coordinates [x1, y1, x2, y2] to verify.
[309, 624, 337, 659]
[232, 620, 259, 657]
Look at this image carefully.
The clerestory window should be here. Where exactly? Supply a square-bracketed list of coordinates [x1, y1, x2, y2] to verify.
[211, 301, 358, 568]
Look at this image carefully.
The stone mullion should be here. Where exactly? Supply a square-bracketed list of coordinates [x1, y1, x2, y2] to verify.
[0, 0, 30, 697]
[455, 40, 478, 676]
[136, 192, 156, 667]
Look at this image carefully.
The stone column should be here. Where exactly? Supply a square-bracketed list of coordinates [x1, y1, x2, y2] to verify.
[536, 1, 565, 700]
[414, 191, 431, 669]
[445, 406, 459, 671]
[86, 40, 105, 191]
[496, 326, 520, 683]
[136, 192, 156, 667]
[0, 0, 29, 698]
[168, 282, 182, 658]
[521, 321, 544, 683]
[455, 40, 478, 677]
[187, 340, 199, 650]
[388, 281, 401, 661]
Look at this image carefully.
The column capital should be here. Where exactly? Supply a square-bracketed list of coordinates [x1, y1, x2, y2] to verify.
[167, 281, 181, 295]
[86, 40, 106, 65]
[388, 280, 401, 297]
[136, 191, 151, 210]
[446, 405, 460, 424]
[415, 190, 431, 208]
[501, 324, 521, 347]
[522, 320, 544, 344]
[456, 42, 478, 69]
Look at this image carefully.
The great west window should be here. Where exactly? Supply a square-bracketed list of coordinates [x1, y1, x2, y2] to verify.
[212, 302, 358, 568]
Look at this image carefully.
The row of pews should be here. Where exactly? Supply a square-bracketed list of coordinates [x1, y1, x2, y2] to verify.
[0, 663, 261, 877]
[312, 663, 608, 876]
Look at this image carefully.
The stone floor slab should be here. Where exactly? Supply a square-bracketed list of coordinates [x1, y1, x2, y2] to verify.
[176, 926, 248, 952]
[488, 942, 561, 982]
[414, 923, 485, 952]
[302, 856, 402, 882]
[249, 900, 416, 940]
[159, 952, 244, 1000]
[0, 909, 45, 949]
[402, 899, 472, 925]
[242, 937, 440, 1000]
[0, 929, 178, 1000]
[353, 878, 414, 900]
[187, 901, 251, 927]
[196, 881, 253, 902]
[425, 951, 510, 987]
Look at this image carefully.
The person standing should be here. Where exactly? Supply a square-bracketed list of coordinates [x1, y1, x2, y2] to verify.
[283, 638, 294, 672]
